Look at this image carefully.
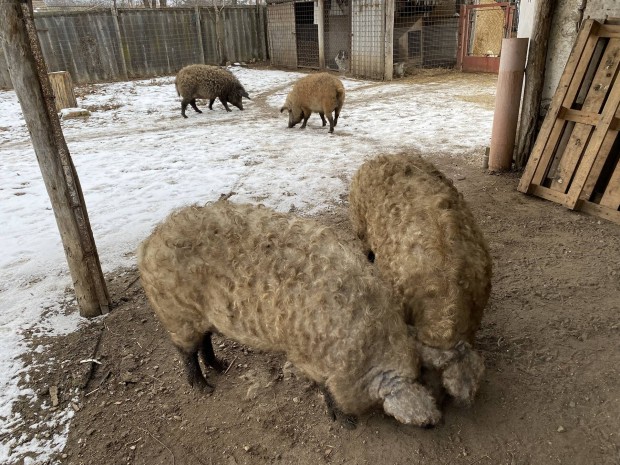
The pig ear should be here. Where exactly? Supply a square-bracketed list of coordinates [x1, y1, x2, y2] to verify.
[280, 105, 287, 113]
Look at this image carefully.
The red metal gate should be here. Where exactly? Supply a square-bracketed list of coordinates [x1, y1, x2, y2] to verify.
[457, 2, 516, 73]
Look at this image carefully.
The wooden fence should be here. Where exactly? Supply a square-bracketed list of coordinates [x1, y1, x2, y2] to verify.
[0, 5, 268, 88]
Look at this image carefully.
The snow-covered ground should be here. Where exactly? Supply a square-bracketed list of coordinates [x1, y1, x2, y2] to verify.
[0, 67, 496, 463]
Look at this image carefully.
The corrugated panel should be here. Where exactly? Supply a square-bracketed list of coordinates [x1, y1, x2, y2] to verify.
[267, 2, 297, 68]
[351, 0, 384, 79]
[118, 8, 204, 78]
[34, 10, 125, 84]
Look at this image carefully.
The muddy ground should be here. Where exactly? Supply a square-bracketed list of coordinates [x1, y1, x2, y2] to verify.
[9, 152, 619, 465]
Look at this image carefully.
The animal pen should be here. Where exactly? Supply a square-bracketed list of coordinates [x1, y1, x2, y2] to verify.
[266, 0, 517, 80]
[0, 3, 268, 88]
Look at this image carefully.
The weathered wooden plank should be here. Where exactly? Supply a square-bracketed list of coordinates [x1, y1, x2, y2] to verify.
[530, 27, 602, 187]
[35, 10, 124, 84]
[119, 8, 203, 78]
[581, 121, 620, 200]
[518, 19, 599, 192]
[558, 107, 600, 126]
[549, 38, 620, 192]
[577, 200, 620, 225]
[599, 24, 620, 38]
[564, 75, 620, 209]
[515, 0, 556, 168]
[384, 0, 394, 80]
[530, 185, 570, 204]
[599, 158, 620, 209]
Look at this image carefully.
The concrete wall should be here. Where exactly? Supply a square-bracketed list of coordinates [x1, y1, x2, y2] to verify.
[518, 0, 620, 110]
[516, 0, 536, 39]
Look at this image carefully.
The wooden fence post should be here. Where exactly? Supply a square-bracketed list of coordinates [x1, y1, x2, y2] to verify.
[515, 0, 556, 169]
[0, 0, 110, 318]
[384, 0, 394, 80]
[317, 0, 325, 69]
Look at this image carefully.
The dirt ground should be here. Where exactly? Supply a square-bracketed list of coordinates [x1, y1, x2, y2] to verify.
[9, 152, 619, 465]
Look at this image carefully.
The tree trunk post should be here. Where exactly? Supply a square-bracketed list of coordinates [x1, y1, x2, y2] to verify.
[515, 0, 557, 169]
[48, 71, 77, 111]
[0, 0, 110, 317]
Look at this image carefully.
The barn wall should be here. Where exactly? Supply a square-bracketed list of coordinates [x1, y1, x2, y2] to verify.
[0, 6, 268, 89]
[518, 0, 620, 110]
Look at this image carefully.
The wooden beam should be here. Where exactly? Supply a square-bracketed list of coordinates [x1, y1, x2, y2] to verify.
[317, 0, 325, 69]
[514, 0, 556, 169]
[577, 200, 620, 225]
[384, 0, 394, 81]
[558, 107, 600, 126]
[0, 0, 109, 317]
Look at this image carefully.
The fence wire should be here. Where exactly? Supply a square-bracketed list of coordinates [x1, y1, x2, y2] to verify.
[324, 0, 350, 72]
[0, 4, 268, 88]
[393, 0, 461, 75]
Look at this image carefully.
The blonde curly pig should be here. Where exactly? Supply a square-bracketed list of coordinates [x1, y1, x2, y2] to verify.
[349, 154, 492, 405]
[138, 201, 441, 428]
[280, 72, 345, 133]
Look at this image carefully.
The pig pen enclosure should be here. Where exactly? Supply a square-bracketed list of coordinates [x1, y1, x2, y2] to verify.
[1, 66, 619, 465]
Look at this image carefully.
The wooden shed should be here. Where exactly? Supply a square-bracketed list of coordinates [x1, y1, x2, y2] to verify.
[266, 0, 465, 80]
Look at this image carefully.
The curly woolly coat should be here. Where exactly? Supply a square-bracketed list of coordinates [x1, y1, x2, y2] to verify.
[280, 73, 345, 133]
[137, 201, 440, 426]
[349, 154, 492, 403]
[175, 64, 250, 118]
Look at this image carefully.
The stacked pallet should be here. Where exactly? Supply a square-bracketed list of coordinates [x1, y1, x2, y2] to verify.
[518, 18, 620, 225]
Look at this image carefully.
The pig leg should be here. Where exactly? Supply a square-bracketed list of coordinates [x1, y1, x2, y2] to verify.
[189, 99, 202, 114]
[200, 332, 227, 373]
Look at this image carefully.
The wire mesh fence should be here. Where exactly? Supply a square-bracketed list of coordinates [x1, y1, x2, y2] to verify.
[0, 2, 268, 88]
[324, 0, 350, 72]
[393, 0, 461, 75]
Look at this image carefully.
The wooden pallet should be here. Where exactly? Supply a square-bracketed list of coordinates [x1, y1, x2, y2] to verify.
[518, 19, 620, 225]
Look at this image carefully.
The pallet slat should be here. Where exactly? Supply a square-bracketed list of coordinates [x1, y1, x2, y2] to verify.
[564, 80, 620, 209]
[549, 38, 620, 193]
[519, 19, 620, 224]
[599, 162, 620, 209]
[518, 19, 599, 193]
